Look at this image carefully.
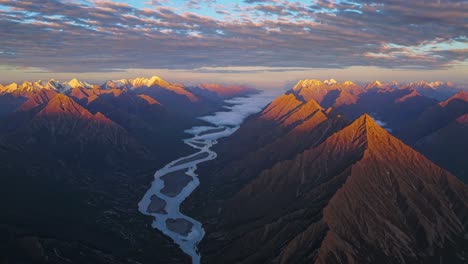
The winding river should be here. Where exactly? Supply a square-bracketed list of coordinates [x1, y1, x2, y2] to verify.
[138, 91, 279, 264]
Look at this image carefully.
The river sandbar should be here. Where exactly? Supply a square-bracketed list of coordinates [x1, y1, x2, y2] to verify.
[161, 170, 192, 197]
[166, 218, 194, 236]
[147, 195, 167, 214]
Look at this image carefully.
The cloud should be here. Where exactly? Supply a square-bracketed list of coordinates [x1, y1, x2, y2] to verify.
[0, 0, 466, 73]
[185, 0, 216, 9]
[145, 0, 170, 6]
[370, 115, 393, 132]
[243, 0, 275, 3]
[199, 90, 281, 126]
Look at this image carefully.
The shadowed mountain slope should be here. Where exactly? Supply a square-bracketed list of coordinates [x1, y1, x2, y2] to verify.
[197, 114, 468, 264]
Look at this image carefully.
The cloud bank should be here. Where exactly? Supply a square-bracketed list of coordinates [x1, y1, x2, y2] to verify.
[199, 90, 281, 126]
[0, 0, 466, 74]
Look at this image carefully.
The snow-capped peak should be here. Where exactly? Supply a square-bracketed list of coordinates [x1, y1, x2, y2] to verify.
[293, 79, 324, 91]
[104, 79, 130, 89]
[3, 82, 18, 92]
[414, 80, 431, 87]
[342, 80, 355, 86]
[148, 75, 163, 84]
[365, 80, 391, 89]
[68, 78, 84, 88]
[428, 81, 456, 89]
[324, 79, 337, 85]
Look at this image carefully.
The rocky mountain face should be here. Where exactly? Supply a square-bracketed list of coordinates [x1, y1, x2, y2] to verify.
[0, 76, 252, 118]
[187, 90, 347, 213]
[399, 81, 460, 101]
[271, 80, 467, 182]
[397, 91, 468, 142]
[292, 79, 364, 108]
[292, 79, 438, 131]
[182, 84, 468, 264]
[0, 77, 466, 264]
[195, 112, 468, 263]
[0, 76, 256, 264]
[408, 91, 468, 182]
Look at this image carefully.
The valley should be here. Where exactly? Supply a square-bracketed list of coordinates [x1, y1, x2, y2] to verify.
[0, 77, 467, 264]
[1, 1, 466, 263]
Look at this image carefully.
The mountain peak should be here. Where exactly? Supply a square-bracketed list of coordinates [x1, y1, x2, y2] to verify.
[129, 76, 169, 88]
[316, 114, 468, 264]
[68, 78, 84, 88]
[2, 82, 18, 93]
[293, 79, 324, 91]
[363, 114, 387, 132]
[148, 75, 163, 82]
[445, 81, 455, 87]
[20, 81, 33, 88]
[147, 75, 170, 87]
[38, 94, 93, 118]
[261, 92, 304, 121]
[342, 113, 392, 150]
[9, 80, 48, 93]
[415, 80, 430, 86]
[370, 80, 382, 86]
[365, 80, 398, 89]
[324, 79, 337, 85]
[46, 93, 75, 107]
[341, 80, 356, 86]
[94, 111, 115, 125]
[352, 113, 381, 130]
[428, 81, 456, 88]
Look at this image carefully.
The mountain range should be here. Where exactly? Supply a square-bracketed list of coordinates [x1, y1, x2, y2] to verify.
[0, 76, 257, 264]
[274, 79, 467, 181]
[183, 79, 467, 264]
[0, 77, 466, 263]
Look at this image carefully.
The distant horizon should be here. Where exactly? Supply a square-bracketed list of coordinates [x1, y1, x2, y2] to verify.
[1, 0, 467, 88]
[2, 66, 468, 90]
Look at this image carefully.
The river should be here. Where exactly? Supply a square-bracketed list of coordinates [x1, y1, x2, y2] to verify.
[138, 91, 279, 264]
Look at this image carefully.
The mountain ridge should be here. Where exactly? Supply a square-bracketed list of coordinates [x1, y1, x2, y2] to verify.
[200, 112, 468, 264]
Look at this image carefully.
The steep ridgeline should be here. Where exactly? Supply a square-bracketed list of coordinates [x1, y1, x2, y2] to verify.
[31, 94, 138, 151]
[399, 91, 468, 143]
[0, 92, 183, 264]
[199, 114, 468, 264]
[280, 80, 467, 182]
[0, 76, 258, 167]
[415, 114, 468, 183]
[406, 91, 468, 182]
[399, 81, 461, 101]
[292, 79, 364, 108]
[1, 92, 148, 172]
[291, 79, 439, 131]
[0, 77, 257, 264]
[0, 76, 257, 118]
[186, 90, 348, 215]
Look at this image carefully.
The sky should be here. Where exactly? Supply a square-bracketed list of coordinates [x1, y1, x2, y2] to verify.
[0, 0, 467, 88]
